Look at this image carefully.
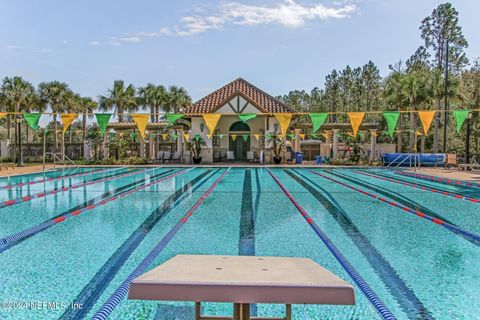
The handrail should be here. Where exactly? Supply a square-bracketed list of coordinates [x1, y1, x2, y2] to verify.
[385, 153, 405, 168]
[43, 152, 79, 174]
[385, 153, 420, 170]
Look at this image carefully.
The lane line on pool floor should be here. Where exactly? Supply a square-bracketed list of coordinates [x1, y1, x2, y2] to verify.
[353, 170, 480, 204]
[325, 170, 456, 226]
[0, 167, 112, 190]
[61, 169, 216, 320]
[0, 169, 190, 251]
[0, 167, 151, 210]
[308, 170, 480, 246]
[288, 169, 433, 320]
[91, 168, 230, 320]
[394, 170, 480, 189]
[266, 168, 396, 320]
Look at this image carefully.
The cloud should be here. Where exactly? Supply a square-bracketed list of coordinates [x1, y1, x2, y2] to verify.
[37, 48, 53, 53]
[175, 0, 357, 36]
[89, 41, 100, 46]
[6, 44, 21, 50]
[114, 0, 357, 39]
[62, 40, 69, 45]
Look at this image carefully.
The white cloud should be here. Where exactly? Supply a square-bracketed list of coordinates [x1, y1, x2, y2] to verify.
[37, 48, 53, 53]
[175, 0, 357, 36]
[89, 41, 100, 46]
[62, 40, 69, 45]
[6, 44, 21, 50]
[115, 1, 357, 39]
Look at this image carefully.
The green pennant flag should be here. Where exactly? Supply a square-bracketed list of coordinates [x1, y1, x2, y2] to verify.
[238, 113, 257, 123]
[287, 133, 295, 140]
[242, 134, 249, 142]
[383, 112, 400, 137]
[23, 113, 41, 130]
[309, 113, 328, 133]
[218, 134, 224, 139]
[453, 110, 469, 133]
[95, 113, 112, 136]
[166, 114, 184, 124]
[130, 132, 136, 140]
[310, 133, 318, 138]
[172, 133, 178, 140]
[265, 133, 273, 139]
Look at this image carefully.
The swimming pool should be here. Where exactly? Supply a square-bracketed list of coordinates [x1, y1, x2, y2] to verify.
[0, 166, 478, 320]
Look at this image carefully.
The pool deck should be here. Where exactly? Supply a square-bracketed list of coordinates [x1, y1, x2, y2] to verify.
[0, 164, 63, 177]
[404, 168, 480, 184]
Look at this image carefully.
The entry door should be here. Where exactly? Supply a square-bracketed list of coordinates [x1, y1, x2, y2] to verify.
[229, 136, 250, 161]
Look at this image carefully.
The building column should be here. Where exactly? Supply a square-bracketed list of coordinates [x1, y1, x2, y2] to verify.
[370, 130, 377, 161]
[139, 134, 145, 158]
[332, 129, 340, 159]
[102, 128, 110, 159]
[294, 128, 301, 153]
[324, 131, 331, 157]
[176, 129, 183, 156]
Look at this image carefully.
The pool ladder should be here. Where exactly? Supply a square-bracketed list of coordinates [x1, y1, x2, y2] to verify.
[43, 152, 80, 175]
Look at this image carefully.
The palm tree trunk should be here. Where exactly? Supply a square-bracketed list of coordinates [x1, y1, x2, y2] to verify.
[118, 106, 124, 123]
[82, 113, 87, 140]
[6, 115, 11, 140]
[409, 110, 416, 153]
[53, 114, 58, 153]
[397, 115, 403, 152]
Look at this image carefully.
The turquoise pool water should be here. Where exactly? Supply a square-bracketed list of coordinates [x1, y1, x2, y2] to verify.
[0, 166, 478, 320]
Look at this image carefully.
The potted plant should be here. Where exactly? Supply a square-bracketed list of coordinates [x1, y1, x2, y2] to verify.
[188, 134, 205, 164]
[266, 133, 284, 164]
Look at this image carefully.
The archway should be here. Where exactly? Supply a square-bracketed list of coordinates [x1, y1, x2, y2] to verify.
[229, 121, 250, 161]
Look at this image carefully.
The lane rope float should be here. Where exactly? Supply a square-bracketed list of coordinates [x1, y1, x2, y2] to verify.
[352, 170, 480, 204]
[266, 168, 396, 320]
[308, 170, 480, 245]
[394, 170, 480, 189]
[92, 168, 230, 320]
[0, 168, 151, 209]
[0, 169, 191, 248]
[0, 167, 112, 190]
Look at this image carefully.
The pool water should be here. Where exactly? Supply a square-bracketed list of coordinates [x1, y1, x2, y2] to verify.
[0, 166, 478, 320]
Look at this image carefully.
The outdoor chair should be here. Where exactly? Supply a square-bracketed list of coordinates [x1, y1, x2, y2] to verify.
[220, 151, 227, 161]
[213, 151, 221, 162]
[171, 151, 181, 163]
[156, 151, 164, 164]
[227, 151, 234, 162]
[247, 151, 255, 162]
[163, 151, 171, 163]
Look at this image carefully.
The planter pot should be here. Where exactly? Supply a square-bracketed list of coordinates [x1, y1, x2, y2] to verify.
[273, 156, 282, 164]
[192, 156, 202, 164]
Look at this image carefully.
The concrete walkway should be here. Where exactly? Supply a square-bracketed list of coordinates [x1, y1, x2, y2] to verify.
[0, 164, 62, 178]
[406, 167, 480, 183]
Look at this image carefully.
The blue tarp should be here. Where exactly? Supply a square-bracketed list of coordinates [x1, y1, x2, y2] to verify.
[383, 153, 445, 166]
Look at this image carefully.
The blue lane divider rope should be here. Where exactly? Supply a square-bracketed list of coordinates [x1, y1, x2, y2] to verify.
[92, 168, 230, 320]
[266, 168, 396, 320]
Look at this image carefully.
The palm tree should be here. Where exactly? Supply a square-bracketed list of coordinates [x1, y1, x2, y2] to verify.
[0, 76, 37, 165]
[383, 67, 407, 151]
[38, 81, 72, 152]
[78, 97, 97, 140]
[165, 85, 191, 114]
[98, 80, 137, 123]
[138, 84, 167, 122]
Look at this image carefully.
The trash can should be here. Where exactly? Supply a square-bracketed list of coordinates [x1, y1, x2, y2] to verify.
[294, 152, 303, 164]
[316, 155, 323, 165]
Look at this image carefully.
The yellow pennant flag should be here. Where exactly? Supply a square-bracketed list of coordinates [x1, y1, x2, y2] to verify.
[418, 111, 435, 134]
[299, 134, 305, 140]
[370, 130, 378, 137]
[231, 134, 237, 141]
[60, 114, 78, 134]
[254, 134, 260, 140]
[207, 134, 212, 139]
[161, 133, 168, 140]
[416, 130, 424, 136]
[131, 114, 149, 139]
[0, 112, 6, 119]
[274, 113, 293, 135]
[184, 133, 190, 141]
[347, 112, 365, 137]
[322, 132, 329, 139]
[202, 114, 222, 134]
[278, 134, 284, 139]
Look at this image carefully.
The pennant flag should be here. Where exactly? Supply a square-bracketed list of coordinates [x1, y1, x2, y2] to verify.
[322, 132, 329, 139]
[207, 134, 213, 139]
[166, 114, 184, 124]
[172, 133, 178, 140]
[274, 113, 293, 135]
[370, 130, 378, 137]
[310, 133, 318, 138]
[287, 133, 295, 140]
[130, 132, 136, 140]
[453, 110, 469, 133]
[309, 113, 328, 133]
[416, 130, 424, 136]
[231, 134, 237, 141]
[0, 112, 6, 119]
[161, 133, 168, 140]
[150, 133, 156, 139]
[23, 113, 41, 130]
[418, 111, 436, 135]
[131, 114, 149, 139]
[218, 134, 224, 140]
[202, 114, 222, 134]
[60, 114, 78, 134]
[383, 112, 400, 137]
[183, 133, 190, 141]
[299, 134, 305, 140]
[238, 113, 257, 123]
[242, 134, 249, 142]
[95, 113, 112, 136]
[347, 112, 365, 137]
[254, 134, 260, 140]
[278, 134, 284, 139]
[193, 134, 201, 141]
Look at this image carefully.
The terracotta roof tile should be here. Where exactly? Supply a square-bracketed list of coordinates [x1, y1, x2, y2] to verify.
[184, 78, 296, 114]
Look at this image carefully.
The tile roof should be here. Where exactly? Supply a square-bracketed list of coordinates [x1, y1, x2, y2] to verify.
[184, 78, 296, 114]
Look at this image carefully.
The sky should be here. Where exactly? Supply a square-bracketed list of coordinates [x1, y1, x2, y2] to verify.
[1, 0, 479, 102]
